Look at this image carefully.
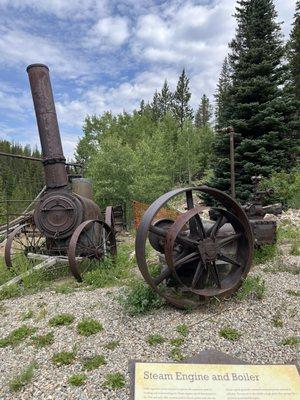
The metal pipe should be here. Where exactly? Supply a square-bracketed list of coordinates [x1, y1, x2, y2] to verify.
[0, 151, 42, 162]
[26, 64, 68, 189]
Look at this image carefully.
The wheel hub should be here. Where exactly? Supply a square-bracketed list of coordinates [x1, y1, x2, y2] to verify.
[197, 237, 218, 262]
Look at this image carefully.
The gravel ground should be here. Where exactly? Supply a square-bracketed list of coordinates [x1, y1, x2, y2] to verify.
[0, 212, 299, 399]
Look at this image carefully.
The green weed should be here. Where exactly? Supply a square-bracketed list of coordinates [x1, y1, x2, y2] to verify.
[49, 313, 75, 327]
[219, 326, 242, 341]
[8, 362, 37, 392]
[286, 290, 300, 297]
[118, 280, 164, 316]
[0, 325, 37, 347]
[146, 334, 165, 346]
[68, 374, 87, 386]
[281, 337, 300, 346]
[82, 355, 106, 370]
[52, 350, 76, 365]
[21, 310, 34, 321]
[170, 338, 184, 347]
[176, 324, 189, 337]
[170, 348, 184, 361]
[104, 340, 120, 350]
[236, 276, 265, 300]
[253, 245, 277, 265]
[272, 312, 283, 328]
[103, 372, 125, 389]
[77, 318, 103, 336]
[31, 332, 54, 348]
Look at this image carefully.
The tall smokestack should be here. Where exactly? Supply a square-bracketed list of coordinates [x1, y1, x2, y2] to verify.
[27, 64, 68, 189]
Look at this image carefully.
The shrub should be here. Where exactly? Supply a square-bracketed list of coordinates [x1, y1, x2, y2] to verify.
[236, 276, 265, 300]
[119, 280, 164, 316]
[219, 326, 242, 341]
[259, 169, 300, 209]
[77, 318, 103, 336]
[103, 372, 125, 389]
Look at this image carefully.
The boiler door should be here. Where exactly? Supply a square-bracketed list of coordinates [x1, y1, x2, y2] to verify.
[34, 193, 83, 239]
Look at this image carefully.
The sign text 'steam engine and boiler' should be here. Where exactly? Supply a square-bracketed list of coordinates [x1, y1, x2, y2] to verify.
[143, 371, 260, 383]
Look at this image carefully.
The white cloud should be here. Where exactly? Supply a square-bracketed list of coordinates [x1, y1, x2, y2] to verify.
[84, 16, 130, 48]
[0, 0, 109, 20]
[0, 26, 90, 79]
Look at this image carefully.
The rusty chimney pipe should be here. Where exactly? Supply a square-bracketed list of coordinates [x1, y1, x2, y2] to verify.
[27, 64, 68, 189]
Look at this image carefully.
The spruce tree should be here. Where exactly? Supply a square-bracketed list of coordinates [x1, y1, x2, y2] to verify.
[158, 80, 173, 116]
[151, 90, 161, 121]
[287, 1, 300, 103]
[173, 69, 193, 131]
[211, 0, 296, 202]
[195, 94, 212, 128]
[214, 57, 232, 129]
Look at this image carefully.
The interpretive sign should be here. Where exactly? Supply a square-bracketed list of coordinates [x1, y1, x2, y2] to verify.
[133, 362, 300, 400]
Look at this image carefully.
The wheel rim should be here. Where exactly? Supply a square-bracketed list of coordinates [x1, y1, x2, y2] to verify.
[68, 219, 117, 282]
[5, 223, 47, 273]
[135, 186, 254, 308]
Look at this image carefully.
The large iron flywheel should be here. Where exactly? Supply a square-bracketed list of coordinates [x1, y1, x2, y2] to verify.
[135, 186, 254, 308]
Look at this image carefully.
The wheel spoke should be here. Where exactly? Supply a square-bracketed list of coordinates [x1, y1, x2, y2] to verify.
[149, 225, 198, 249]
[218, 233, 242, 248]
[186, 190, 205, 239]
[218, 253, 242, 268]
[173, 252, 199, 267]
[191, 260, 205, 289]
[207, 214, 226, 237]
[212, 261, 221, 288]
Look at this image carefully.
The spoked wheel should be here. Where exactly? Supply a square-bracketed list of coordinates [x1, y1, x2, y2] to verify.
[5, 222, 47, 272]
[68, 219, 117, 282]
[135, 186, 254, 309]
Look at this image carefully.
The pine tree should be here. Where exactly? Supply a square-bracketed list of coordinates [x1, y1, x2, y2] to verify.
[211, 0, 296, 202]
[287, 1, 300, 103]
[195, 94, 212, 128]
[173, 69, 193, 131]
[151, 90, 161, 121]
[214, 57, 231, 129]
[158, 80, 173, 116]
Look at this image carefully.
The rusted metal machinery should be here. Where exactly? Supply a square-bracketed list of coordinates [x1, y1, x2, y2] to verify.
[4, 64, 116, 282]
[135, 187, 254, 309]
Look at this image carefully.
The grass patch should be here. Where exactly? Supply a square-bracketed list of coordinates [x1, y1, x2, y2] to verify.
[253, 245, 277, 265]
[52, 350, 76, 365]
[8, 362, 37, 392]
[118, 280, 165, 316]
[103, 372, 125, 389]
[286, 289, 300, 297]
[0, 325, 37, 348]
[236, 276, 265, 300]
[170, 348, 184, 361]
[54, 282, 79, 294]
[0, 284, 23, 300]
[176, 324, 189, 337]
[31, 332, 54, 348]
[21, 310, 34, 321]
[272, 312, 283, 328]
[68, 374, 87, 386]
[49, 313, 75, 327]
[83, 244, 134, 288]
[146, 334, 165, 346]
[219, 327, 242, 341]
[104, 340, 120, 350]
[82, 354, 106, 370]
[281, 337, 300, 346]
[170, 338, 184, 347]
[77, 318, 103, 336]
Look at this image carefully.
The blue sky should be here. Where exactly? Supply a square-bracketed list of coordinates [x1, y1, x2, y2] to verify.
[0, 0, 296, 158]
